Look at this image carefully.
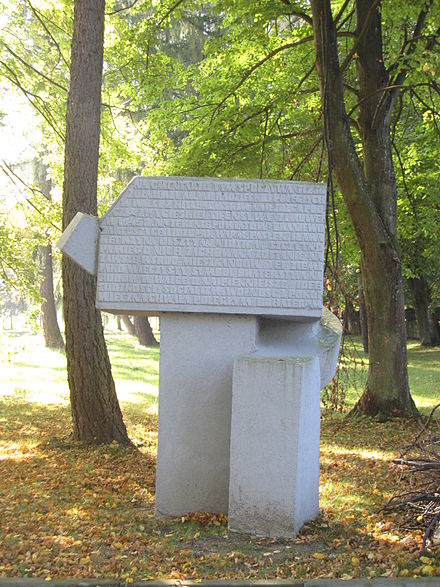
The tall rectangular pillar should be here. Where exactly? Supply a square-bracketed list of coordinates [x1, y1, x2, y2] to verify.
[228, 355, 321, 536]
[155, 313, 258, 516]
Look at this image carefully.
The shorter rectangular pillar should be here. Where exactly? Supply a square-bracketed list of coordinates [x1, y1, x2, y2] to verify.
[228, 355, 321, 537]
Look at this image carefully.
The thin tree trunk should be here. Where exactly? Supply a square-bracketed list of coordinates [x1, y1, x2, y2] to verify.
[116, 315, 122, 331]
[358, 281, 368, 354]
[343, 298, 360, 336]
[134, 316, 159, 347]
[32, 158, 64, 349]
[431, 311, 440, 343]
[62, 0, 131, 445]
[408, 276, 438, 346]
[121, 315, 136, 336]
[40, 243, 64, 350]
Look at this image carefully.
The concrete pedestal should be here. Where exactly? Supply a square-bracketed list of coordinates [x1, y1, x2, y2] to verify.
[155, 313, 258, 516]
[228, 355, 321, 537]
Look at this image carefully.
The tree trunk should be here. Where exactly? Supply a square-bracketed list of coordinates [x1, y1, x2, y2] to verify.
[358, 281, 368, 354]
[62, 0, 131, 445]
[343, 298, 360, 336]
[32, 158, 64, 350]
[121, 315, 136, 336]
[40, 243, 64, 350]
[431, 311, 440, 343]
[357, 247, 414, 416]
[134, 316, 159, 347]
[311, 0, 417, 417]
[408, 276, 438, 346]
[116, 315, 122, 331]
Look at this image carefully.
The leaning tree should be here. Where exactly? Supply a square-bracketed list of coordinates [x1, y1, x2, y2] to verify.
[310, 0, 439, 416]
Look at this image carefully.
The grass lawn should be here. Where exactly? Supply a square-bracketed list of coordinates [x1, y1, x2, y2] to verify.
[0, 328, 439, 580]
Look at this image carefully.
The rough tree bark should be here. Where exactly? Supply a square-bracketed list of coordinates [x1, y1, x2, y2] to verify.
[408, 276, 439, 346]
[62, 0, 131, 444]
[134, 316, 159, 347]
[311, 0, 417, 417]
[358, 281, 368, 354]
[40, 243, 64, 350]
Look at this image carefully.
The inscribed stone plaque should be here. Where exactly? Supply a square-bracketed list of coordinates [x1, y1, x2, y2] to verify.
[96, 176, 326, 318]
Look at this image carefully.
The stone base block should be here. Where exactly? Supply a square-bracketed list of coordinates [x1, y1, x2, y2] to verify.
[155, 313, 257, 517]
[228, 355, 321, 537]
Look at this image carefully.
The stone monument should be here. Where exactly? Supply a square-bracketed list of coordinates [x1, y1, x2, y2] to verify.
[57, 176, 342, 537]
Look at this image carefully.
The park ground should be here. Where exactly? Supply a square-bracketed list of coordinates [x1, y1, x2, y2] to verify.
[0, 329, 440, 581]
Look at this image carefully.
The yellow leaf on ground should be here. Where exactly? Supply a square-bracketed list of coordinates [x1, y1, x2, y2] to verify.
[422, 565, 435, 576]
[312, 552, 326, 560]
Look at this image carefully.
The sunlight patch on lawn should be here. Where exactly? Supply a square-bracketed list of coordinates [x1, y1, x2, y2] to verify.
[322, 444, 395, 461]
[0, 332, 69, 404]
[115, 379, 158, 407]
[0, 439, 46, 461]
[1, 329, 161, 408]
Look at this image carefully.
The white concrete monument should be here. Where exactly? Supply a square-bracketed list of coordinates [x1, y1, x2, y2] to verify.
[57, 176, 341, 537]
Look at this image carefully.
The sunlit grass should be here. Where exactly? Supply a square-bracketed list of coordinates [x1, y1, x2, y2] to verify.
[325, 336, 440, 414]
[0, 329, 159, 410]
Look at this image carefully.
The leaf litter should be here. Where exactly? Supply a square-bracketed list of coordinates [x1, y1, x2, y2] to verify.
[1, 395, 440, 579]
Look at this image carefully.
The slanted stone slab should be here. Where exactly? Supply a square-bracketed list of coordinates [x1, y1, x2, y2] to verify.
[96, 176, 326, 319]
[56, 212, 98, 275]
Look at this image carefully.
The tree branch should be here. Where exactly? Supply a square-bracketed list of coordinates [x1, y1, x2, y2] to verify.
[106, 0, 140, 16]
[339, 0, 382, 74]
[0, 60, 65, 142]
[390, 2, 436, 100]
[0, 161, 61, 233]
[259, 108, 269, 179]
[334, 0, 352, 26]
[25, 0, 69, 67]
[3, 42, 68, 93]
[211, 36, 315, 121]
[278, 3, 313, 27]
[156, 0, 186, 27]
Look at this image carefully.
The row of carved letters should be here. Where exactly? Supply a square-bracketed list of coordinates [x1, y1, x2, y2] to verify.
[109, 210, 323, 222]
[124, 199, 324, 213]
[100, 230, 324, 243]
[131, 181, 325, 196]
[98, 281, 323, 293]
[99, 273, 321, 286]
[105, 219, 323, 232]
[99, 254, 322, 267]
[100, 292, 319, 307]
[100, 234, 324, 247]
[99, 242, 323, 256]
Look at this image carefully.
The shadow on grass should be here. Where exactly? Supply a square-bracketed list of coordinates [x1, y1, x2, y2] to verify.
[0, 398, 70, 444]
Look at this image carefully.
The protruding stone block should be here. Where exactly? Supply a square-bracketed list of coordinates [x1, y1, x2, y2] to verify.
[228, 355, 321, 537]
[56, 212, 98, 275]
